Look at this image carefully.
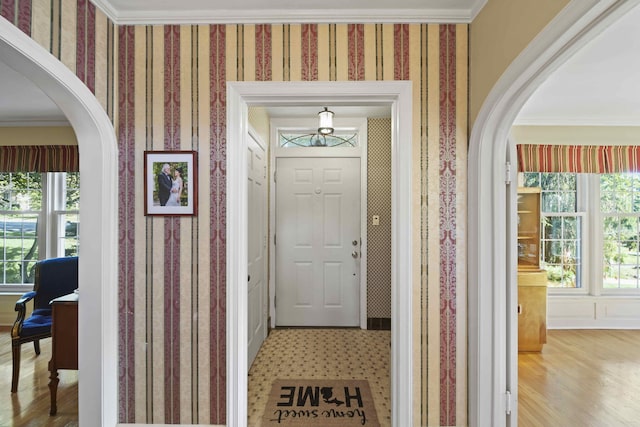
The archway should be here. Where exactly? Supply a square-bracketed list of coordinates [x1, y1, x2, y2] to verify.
[0, 17, 118, 426]
[468, 1, 635, 426]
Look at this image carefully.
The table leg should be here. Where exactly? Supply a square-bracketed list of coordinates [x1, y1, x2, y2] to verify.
[48, 364, 59, 416]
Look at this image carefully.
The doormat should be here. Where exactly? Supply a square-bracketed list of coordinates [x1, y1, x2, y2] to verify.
[262, 379, 380, 426]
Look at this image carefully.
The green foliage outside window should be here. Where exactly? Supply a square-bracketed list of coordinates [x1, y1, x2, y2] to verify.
[0, 172, 79, 285]
[601, 173, 640, 289]
[523, 172, 581, 288]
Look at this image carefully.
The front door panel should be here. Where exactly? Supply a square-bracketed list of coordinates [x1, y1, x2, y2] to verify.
[276, 157, 360, 326]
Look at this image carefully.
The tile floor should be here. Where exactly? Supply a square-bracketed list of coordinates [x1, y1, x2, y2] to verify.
[247, 328, 391, 427]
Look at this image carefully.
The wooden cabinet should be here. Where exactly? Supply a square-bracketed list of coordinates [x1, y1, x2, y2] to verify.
[518, 271, 547, 352]
[517, 187, 541, 270]
[517, 187, 547, 352]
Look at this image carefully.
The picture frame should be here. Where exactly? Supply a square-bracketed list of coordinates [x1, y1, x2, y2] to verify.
[144, 150, 198, 216]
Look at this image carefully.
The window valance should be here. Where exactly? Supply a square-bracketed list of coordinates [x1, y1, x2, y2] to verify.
[0, 145, 79, 172]
[517, 144, 640, 173]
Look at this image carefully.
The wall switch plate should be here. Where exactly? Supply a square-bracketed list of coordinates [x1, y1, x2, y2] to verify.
[372, 215, 380, 226]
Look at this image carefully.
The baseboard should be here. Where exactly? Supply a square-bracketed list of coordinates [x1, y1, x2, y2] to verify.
[367, 317, 391, 330]
[548, 296, 640, 329]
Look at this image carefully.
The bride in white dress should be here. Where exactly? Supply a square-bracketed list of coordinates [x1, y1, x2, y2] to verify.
[166, 168, 183, 206]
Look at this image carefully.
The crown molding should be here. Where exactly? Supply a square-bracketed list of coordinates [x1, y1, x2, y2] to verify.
[91, 0, 486, 24]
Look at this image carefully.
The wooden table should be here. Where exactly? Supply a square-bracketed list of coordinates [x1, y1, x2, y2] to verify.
[48, 292, 78, 416]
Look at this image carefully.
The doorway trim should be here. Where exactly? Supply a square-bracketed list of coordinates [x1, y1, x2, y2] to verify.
[468, 1, 632, 426]
[227, 80, 413, 427]
[0, 16, 118, 427]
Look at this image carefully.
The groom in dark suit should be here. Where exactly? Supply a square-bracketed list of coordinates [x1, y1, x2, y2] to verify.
[157, 163, 173, 206]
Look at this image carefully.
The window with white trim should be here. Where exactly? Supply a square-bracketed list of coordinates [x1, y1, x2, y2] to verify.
[523, 172, 585, 290]
[0, 172, 79, 290]
[601, 173, 640, 290]
[523, 171, 640, 295]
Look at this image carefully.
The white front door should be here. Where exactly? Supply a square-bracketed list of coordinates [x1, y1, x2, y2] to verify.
[247, 132, 268, 367]
[275, 157, 360, 326]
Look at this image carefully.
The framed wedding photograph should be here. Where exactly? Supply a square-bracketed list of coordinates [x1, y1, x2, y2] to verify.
[144, 150, 198, 216]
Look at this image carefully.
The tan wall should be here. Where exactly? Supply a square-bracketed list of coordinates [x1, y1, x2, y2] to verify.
[512, 125, 640, 145]
[469, 0, 570, 129]
[0, 126, 77, 145]
[248, 106, 270, 139]
[0, 294, 32, 325]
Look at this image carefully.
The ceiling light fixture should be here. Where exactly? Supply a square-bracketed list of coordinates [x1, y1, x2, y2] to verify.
[279, 107, 358, 148]
[317, 107, 334, 135]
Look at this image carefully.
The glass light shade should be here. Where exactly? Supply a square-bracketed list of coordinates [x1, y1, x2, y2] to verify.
[318, 107, 334, 135]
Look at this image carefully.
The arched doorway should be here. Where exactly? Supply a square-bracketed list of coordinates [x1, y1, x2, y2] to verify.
[468, 1, 635, 426]
[0, 17, 118, 426]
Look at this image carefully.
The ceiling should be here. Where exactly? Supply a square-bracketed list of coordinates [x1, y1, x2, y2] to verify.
[1, 1, 639, 128]
[0, 60, 69, 126]
[514, 2, 640, 126]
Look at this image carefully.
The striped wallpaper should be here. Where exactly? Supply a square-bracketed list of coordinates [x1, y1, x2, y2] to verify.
[2, 2, 468, 425]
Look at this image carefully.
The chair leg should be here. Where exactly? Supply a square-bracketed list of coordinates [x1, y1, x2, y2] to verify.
[34, 340, 41, 355]
[11, 344, 21, 393]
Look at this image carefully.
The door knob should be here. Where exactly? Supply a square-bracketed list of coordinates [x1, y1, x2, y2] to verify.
[352, 251, 358, 258]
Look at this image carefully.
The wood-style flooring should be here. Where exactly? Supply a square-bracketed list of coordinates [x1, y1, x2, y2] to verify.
[0, 326, 78, 427]
[519, 329, 640, 427]
[1, 327, 639, 426]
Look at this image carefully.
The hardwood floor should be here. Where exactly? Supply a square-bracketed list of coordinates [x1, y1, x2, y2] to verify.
[519, 329, 640, 427]
[0, 326, 78, 427]
[2, 326, 638, 426]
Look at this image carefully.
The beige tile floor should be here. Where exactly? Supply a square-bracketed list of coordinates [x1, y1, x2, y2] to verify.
[247, 328, 391, 427]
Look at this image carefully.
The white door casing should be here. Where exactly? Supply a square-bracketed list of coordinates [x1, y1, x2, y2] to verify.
[275, 157, 360, 327]
[227, 81, 414, 427]
[247, 129, 268, 367]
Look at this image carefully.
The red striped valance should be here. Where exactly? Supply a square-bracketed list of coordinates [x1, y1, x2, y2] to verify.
[0, 145, 79, 172]
[517, 144, 640, 173]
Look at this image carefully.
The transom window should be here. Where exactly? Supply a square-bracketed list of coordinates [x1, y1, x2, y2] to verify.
[279, 131, 358, 148]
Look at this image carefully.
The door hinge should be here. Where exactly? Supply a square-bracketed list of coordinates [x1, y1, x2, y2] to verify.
[273, 234, 276, 246]
[505, 161, 512, 185]
[264, 165, 267, 179]
[274, 295, 277, 308]
[505, 390, 512, 415]
[274, 170, 277, 183]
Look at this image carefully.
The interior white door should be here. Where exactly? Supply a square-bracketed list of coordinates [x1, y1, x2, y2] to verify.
[276, 157, 360, 326]
[247, 132, 268, 367]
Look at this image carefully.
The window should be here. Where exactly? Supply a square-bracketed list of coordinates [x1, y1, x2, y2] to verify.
[0, 172, 79, 290]
[523, 171, 640, 295]
[523, 173, 584, 289]
[279, 131, 358, 148]
[601, 173, 640, 290]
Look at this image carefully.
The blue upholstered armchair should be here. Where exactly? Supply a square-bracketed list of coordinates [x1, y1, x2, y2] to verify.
[10, 256, 78, 393]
